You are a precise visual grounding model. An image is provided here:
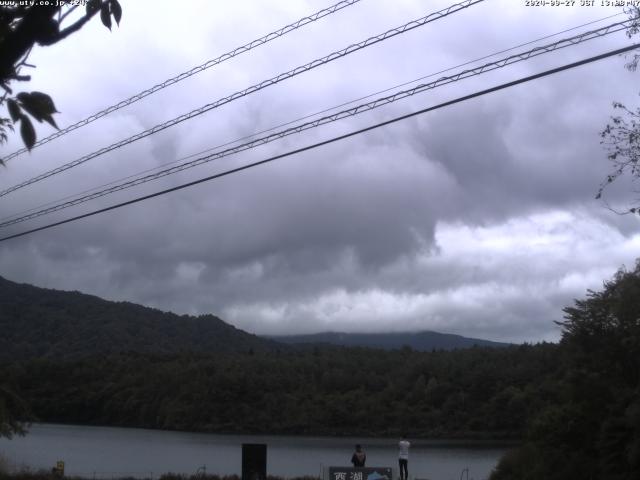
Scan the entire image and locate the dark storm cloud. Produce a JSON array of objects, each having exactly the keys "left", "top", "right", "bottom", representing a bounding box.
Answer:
[{"left": 1, "top": 0, "right": 639, "bottom": 342}]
